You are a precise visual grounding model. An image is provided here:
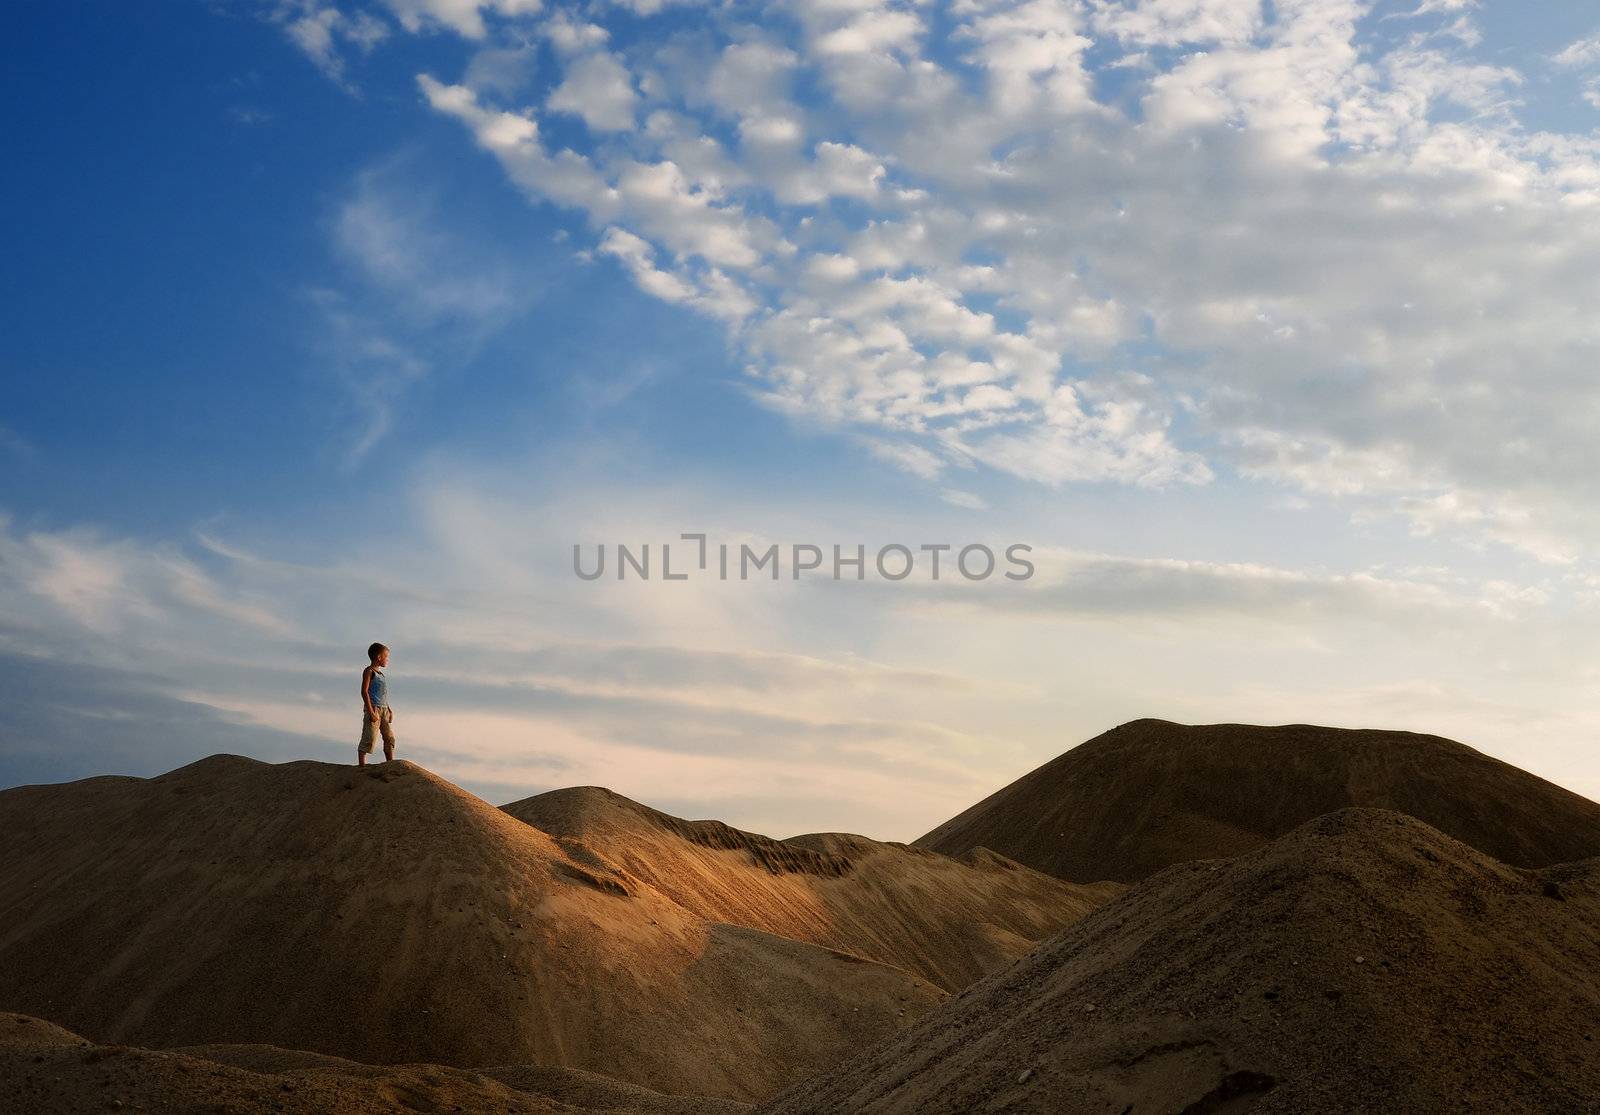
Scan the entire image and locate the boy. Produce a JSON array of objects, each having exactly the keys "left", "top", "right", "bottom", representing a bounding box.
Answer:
[{"left": 359, "top": 642, "right": 396, "bottom": 766}]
